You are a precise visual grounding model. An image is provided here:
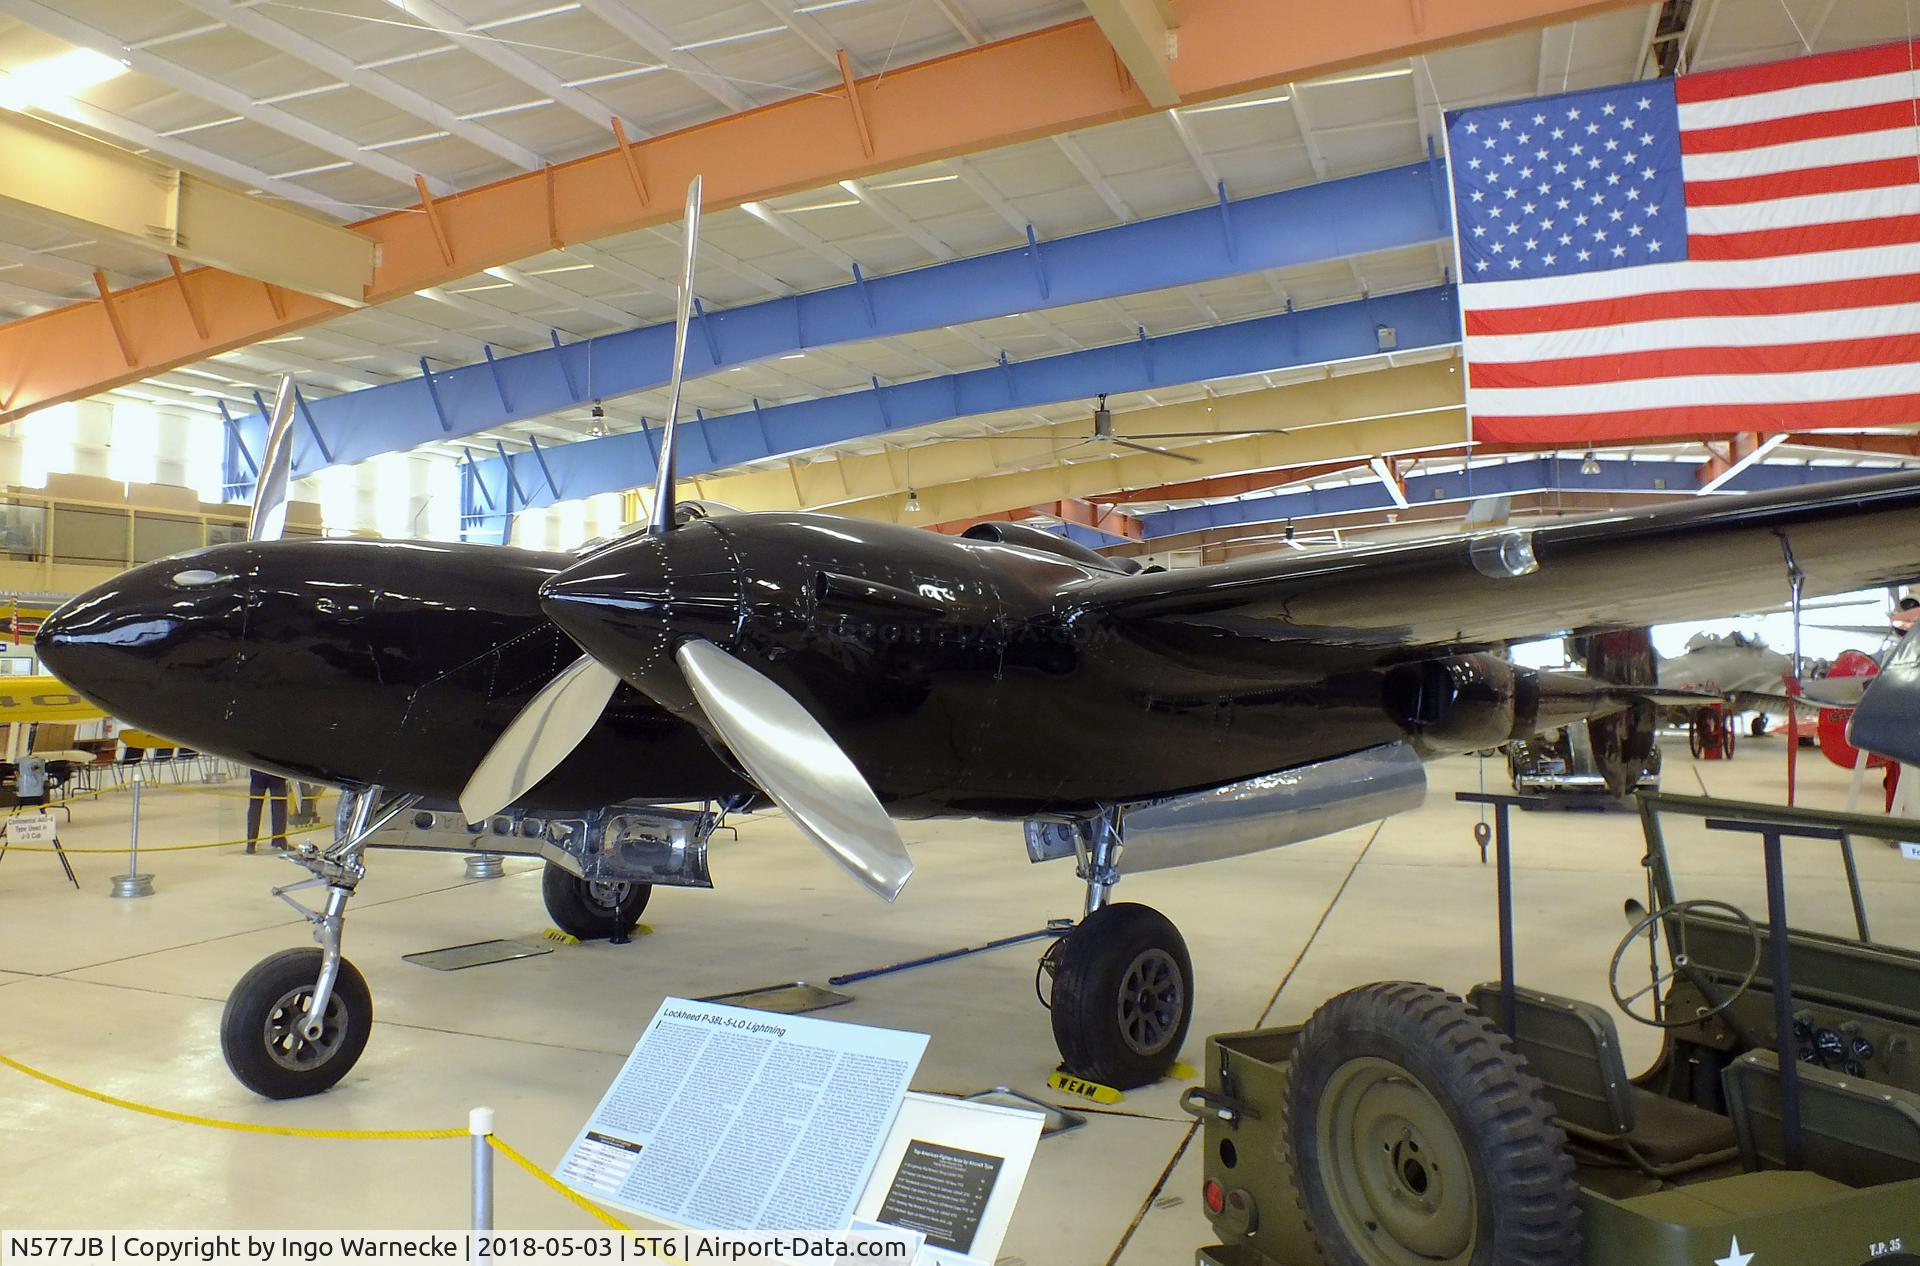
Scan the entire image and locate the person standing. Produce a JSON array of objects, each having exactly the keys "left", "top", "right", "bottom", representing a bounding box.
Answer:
[{"left": 246, "top": 767, "right": 289, "bottom": 853}]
